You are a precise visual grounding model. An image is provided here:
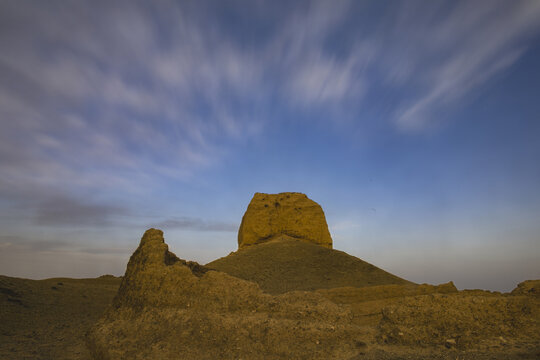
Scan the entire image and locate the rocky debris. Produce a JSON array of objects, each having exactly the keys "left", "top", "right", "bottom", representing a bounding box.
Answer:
[
  {"left": 316, "top": 281, "right": 457, "bottom": 304},
  {"left": 207, "top": 237, "right": 410, "bottom": 294},
  {"left": 444, "top": 338, "right": 457, "bottom": 348},
  {"left": 511, "top": 279, "right": 540, "bottom": 297},
  {"left": 88, "top": 229, "right": 366, "bottom": 360},
  {"left": 377, "top": 292, "right": 540, "bottom": 349},
  {"left": 238, "top": 192, "right": 332, "bottom": 249}
]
